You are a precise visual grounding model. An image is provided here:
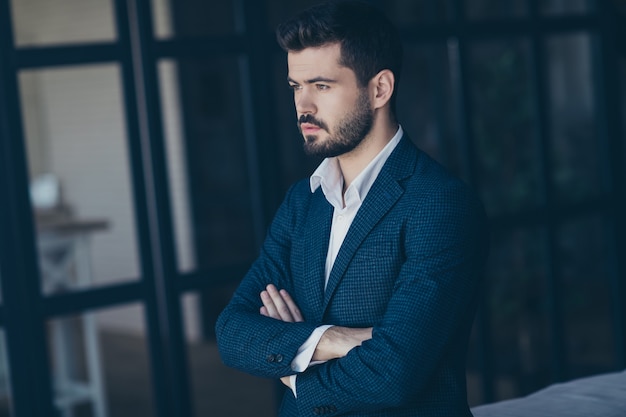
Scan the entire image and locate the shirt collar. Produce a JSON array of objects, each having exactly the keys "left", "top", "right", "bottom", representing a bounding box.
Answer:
[{"left": 310, "top": 125, "right": 404, "bottom": 208}]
